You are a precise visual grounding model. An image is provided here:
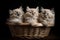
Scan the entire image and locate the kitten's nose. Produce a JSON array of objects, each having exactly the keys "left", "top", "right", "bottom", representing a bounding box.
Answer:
[{"left": 32, "top": 11, "right": 33, "bottom": 13}]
